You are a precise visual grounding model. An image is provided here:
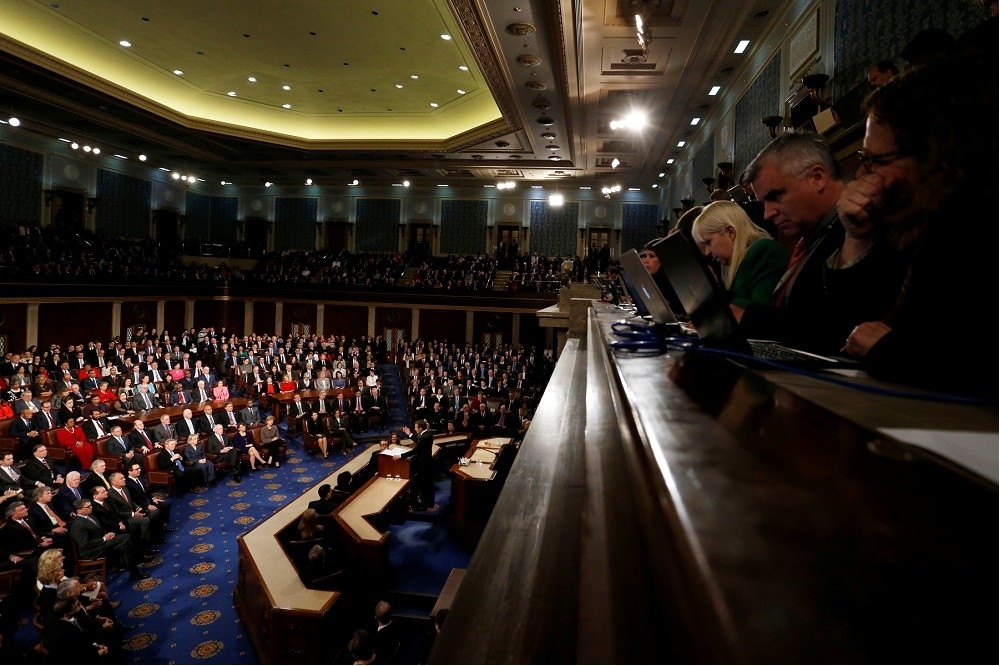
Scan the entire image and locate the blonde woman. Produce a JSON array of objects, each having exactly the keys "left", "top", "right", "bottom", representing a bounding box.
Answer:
[{"left": 691, "top": 201, "right": 788, "bottom": 311}]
